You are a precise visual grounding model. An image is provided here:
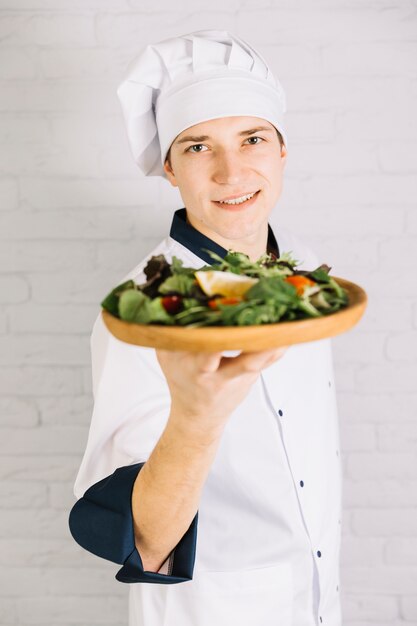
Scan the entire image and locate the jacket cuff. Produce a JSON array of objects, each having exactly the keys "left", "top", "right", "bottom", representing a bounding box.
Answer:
[
  {"left": 116, "top": 510, "right": 198, "bottom": 584},
  {"left": 69, "top": 462, "right": 198, "bottom": 584}
]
